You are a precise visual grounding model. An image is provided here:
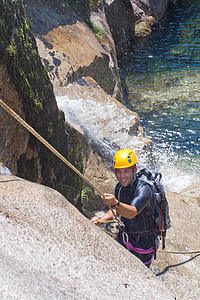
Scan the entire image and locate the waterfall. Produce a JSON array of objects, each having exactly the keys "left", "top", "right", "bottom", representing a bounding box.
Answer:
[{"left": 56, "top": 91, "right": 148, "bottom": 167}]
